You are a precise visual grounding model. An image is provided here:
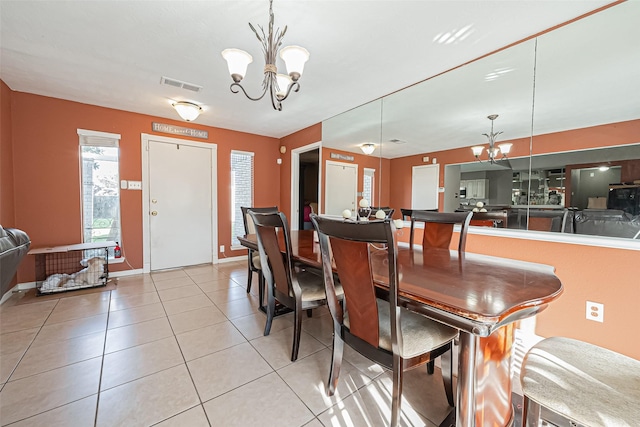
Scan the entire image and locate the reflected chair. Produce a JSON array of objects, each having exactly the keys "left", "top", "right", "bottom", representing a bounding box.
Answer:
[
  {"left": 410, "top": 210, "right": 473, "bottom": 252},
  {"left": 250, "top": 211, "right": 343, "bottom": 361},
  {"left": 370, "top": 206, "right": 395, "bottom": 219},
  {"left": 311, "top": 215, "right": 458, "bottom": 427},
  {"left": 470, "top": 211, "right": 508, "bottom": 228},
  {"left": 526, "top": 209, "right": 569, "bottom": 232},
  {"left": 241, "top": 206, "right": 278, "bottom": 305},
  {"left": 401, "top": 208, "right": 439, "bottom": 248}
]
